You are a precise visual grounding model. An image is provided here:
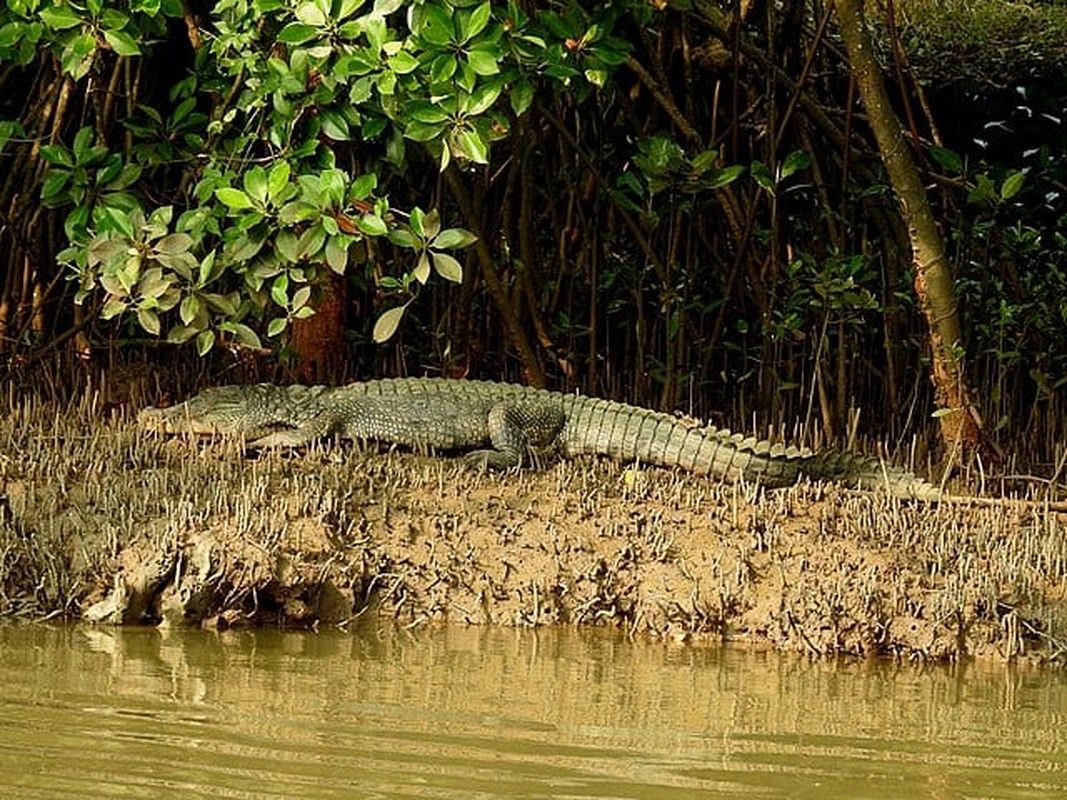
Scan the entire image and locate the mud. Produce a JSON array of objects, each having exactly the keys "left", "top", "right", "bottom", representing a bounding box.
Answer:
[{"left": 1, "top": 395, "right": 1065, "bottom": 663}]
